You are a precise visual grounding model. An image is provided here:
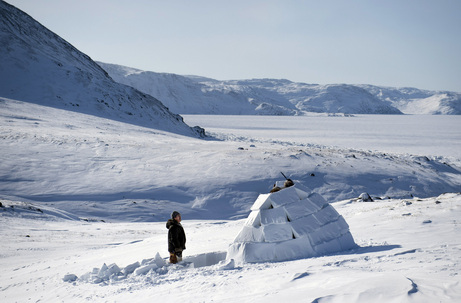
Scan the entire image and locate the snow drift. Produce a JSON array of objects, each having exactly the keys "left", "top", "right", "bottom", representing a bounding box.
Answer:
[
  {"left": 227, "top": 183, "right": 356, "bottom": 263},
  {"left": 0, "top": 1, "right": 202, "bottom": 136}
]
